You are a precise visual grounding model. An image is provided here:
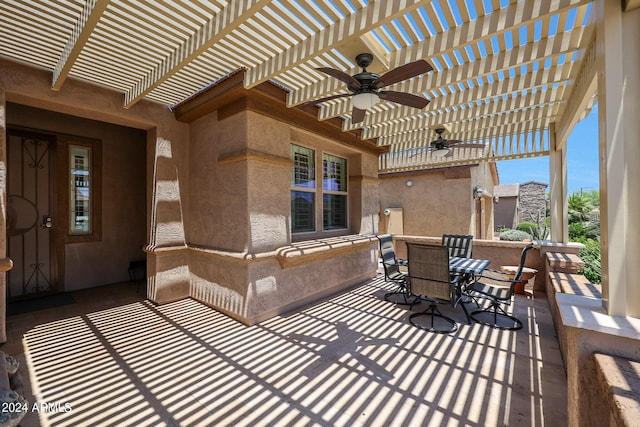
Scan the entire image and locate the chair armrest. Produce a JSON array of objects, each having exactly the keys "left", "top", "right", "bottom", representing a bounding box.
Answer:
[{"left": 479, "top": 269, "right": 520, "bottom": 286}]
